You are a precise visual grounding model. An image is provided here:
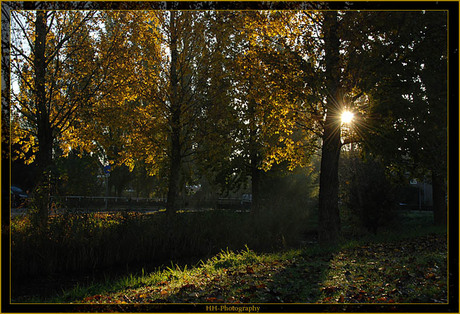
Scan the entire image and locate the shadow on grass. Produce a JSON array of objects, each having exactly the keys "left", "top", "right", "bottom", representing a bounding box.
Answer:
[
  {"left": 10, "top": 229, "right": 452, "bottom": 314},
  {"left": 262, "top": 248, "right": 332, "bottom": 303},
  {"left": 10, "top": 209, "right": 450, "bottom": 310}
]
